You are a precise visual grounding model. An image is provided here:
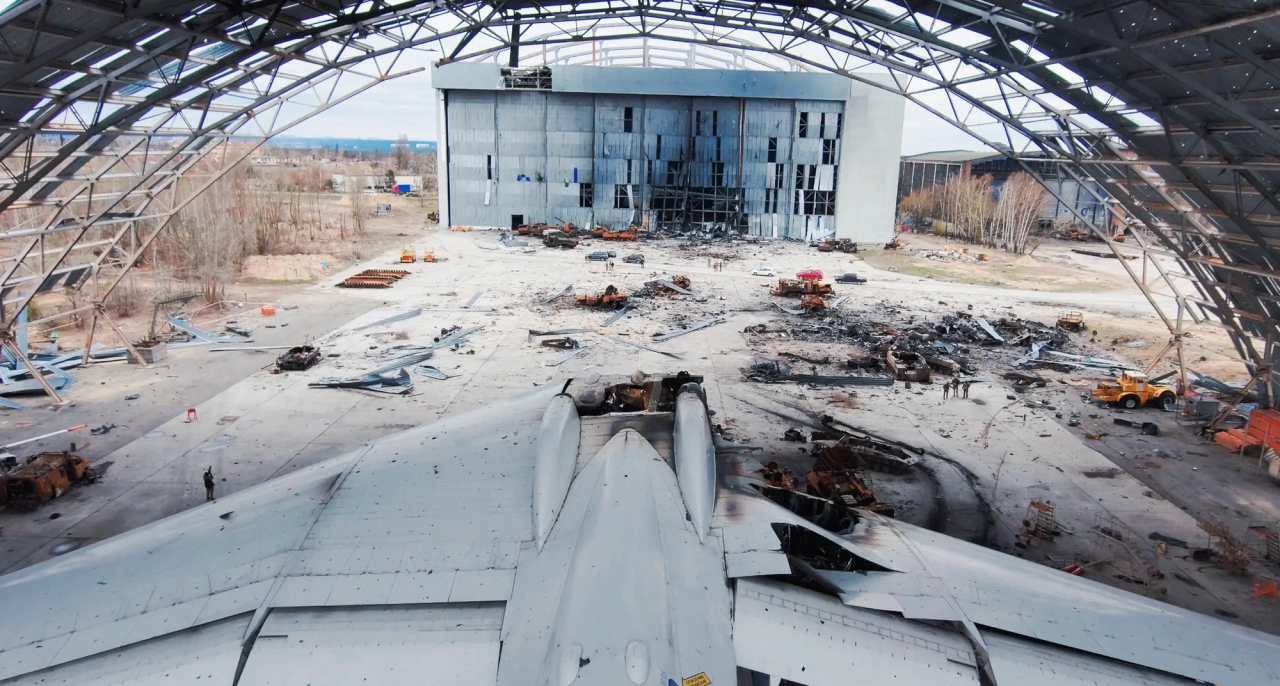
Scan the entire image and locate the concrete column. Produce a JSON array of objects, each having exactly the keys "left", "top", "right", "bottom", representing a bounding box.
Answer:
[{"left": 834, "top": 74, "right": 905, "bottom": 243}]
